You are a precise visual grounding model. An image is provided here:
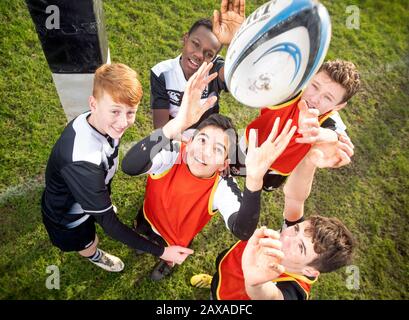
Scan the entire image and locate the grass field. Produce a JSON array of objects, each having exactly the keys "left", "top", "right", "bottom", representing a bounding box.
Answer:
[{"left": 0, "top": 0, "right": 408, "bottom": 300}]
